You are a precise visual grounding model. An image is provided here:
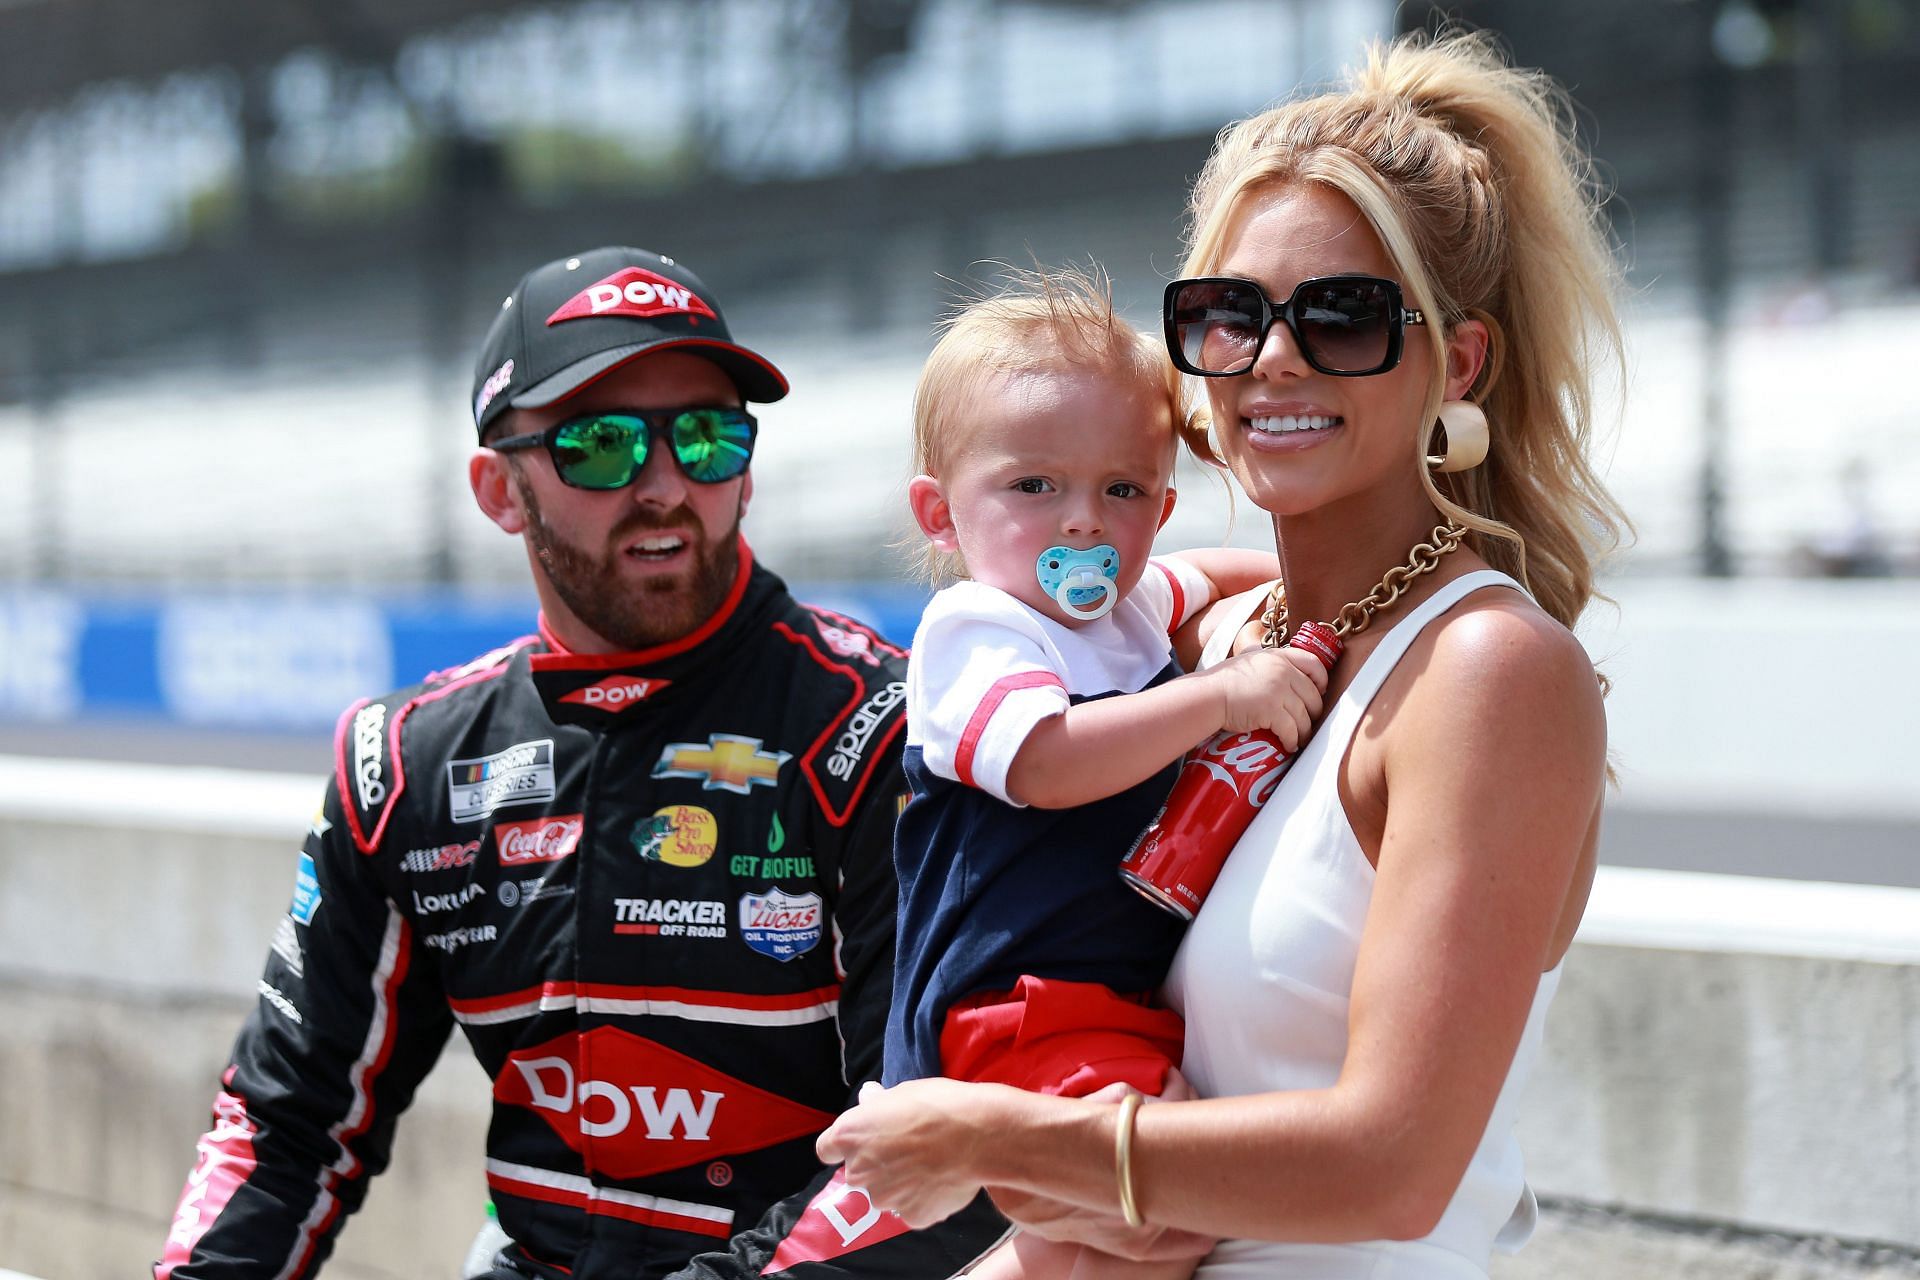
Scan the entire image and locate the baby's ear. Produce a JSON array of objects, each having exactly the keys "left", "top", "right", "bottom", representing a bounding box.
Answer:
[
  {"left": 907, "top": 475, "right": 959, "bottom": 553},
  {"left": 1158, "top": 486, "right": 1178, "bottom": 531}
]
